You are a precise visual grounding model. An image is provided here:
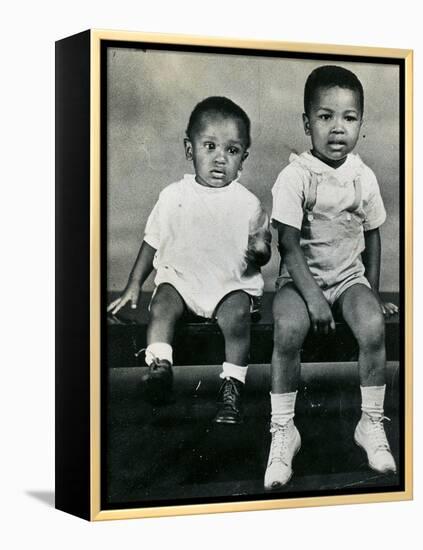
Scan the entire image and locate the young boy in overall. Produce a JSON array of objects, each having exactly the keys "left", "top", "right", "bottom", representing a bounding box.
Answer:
[{"left": 265, "top": 66, "right": 398, "bottom": 489}]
